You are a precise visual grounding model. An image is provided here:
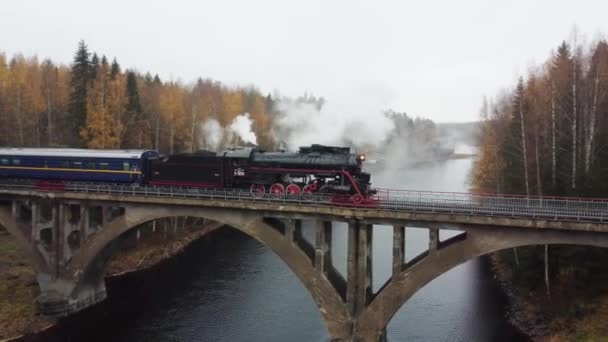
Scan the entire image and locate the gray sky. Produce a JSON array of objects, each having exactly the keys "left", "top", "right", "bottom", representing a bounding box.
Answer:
[{"left": 2, "top": 0, "right": 608, "bottom": 122}]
